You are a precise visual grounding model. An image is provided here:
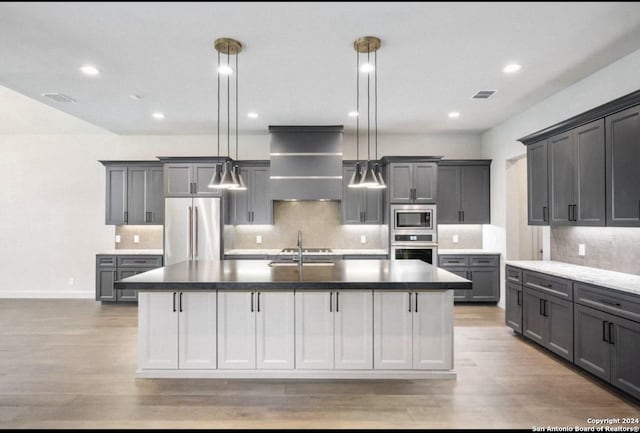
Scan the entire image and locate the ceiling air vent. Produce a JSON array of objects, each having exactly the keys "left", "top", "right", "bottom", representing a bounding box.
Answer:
[
  {"left": 41, "top": 93, "right": 76, "bottom": 103},
  {"left": 471, "top": 90, "right": 496, "bottom": 99}
]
